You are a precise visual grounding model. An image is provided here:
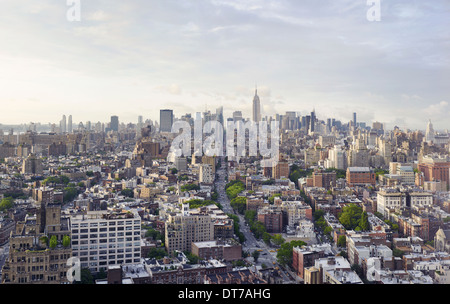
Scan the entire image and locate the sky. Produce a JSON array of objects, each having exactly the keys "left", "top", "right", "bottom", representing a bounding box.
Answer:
[{"left": 0, "top": 0, "right": 449, "bottom": 131}]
